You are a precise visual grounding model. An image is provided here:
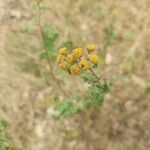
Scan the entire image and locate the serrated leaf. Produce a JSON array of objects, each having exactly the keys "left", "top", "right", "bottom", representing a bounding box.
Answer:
[
  {"left": 53, "top": 101, "right": 77, "bottom": 119},
  {"left": 42, "top": 25, "right": 59, "bottom": 55}
]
